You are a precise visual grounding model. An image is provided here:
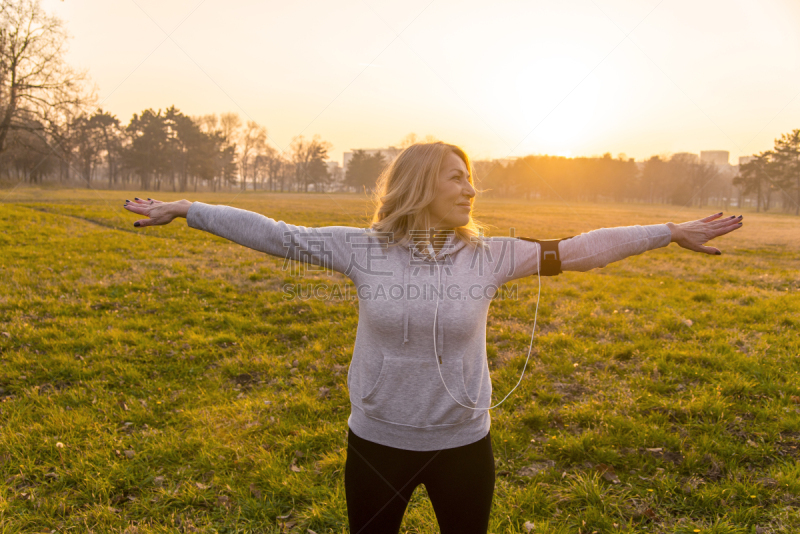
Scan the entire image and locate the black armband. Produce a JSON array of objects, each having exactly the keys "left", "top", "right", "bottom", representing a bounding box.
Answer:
[{"left": 518, "top": 236, "right": 574, "bottom": 276}]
